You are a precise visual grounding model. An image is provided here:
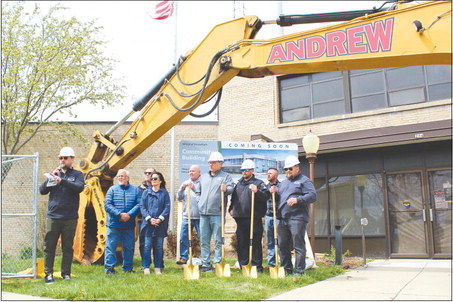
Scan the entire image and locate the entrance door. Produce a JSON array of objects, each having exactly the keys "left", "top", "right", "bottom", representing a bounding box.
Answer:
[
  {"left": 427, "top": 169, "right": 452, "bottom": 257},
  {"left": 387, "top": 172, "right": 428, "bottom": 257},
  {"left": 387, "top": 170, "right": 452, "bottom": 258}
]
